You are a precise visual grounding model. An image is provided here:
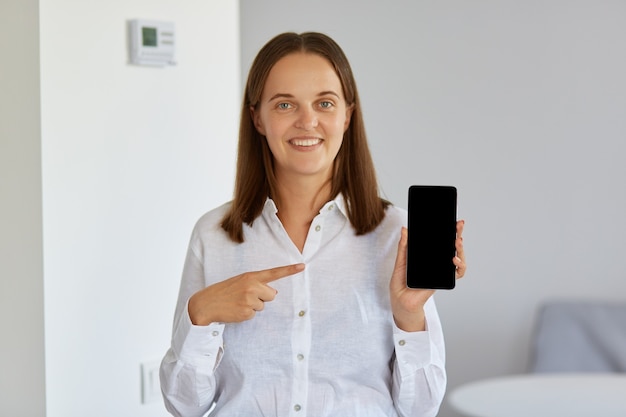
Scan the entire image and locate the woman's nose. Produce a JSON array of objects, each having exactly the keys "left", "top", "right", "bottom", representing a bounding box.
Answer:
[{"left": 295, "top": 107, "right": 318, "bottom": 130}]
